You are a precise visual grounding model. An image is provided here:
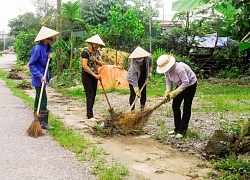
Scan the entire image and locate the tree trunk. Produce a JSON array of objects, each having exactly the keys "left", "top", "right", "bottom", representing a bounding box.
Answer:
[
  {"left": 56, "top": 0, "right": 63, "bottom": 74},
  {"left": 69, "top": 23, "right": 73, "bottom": 71}
]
